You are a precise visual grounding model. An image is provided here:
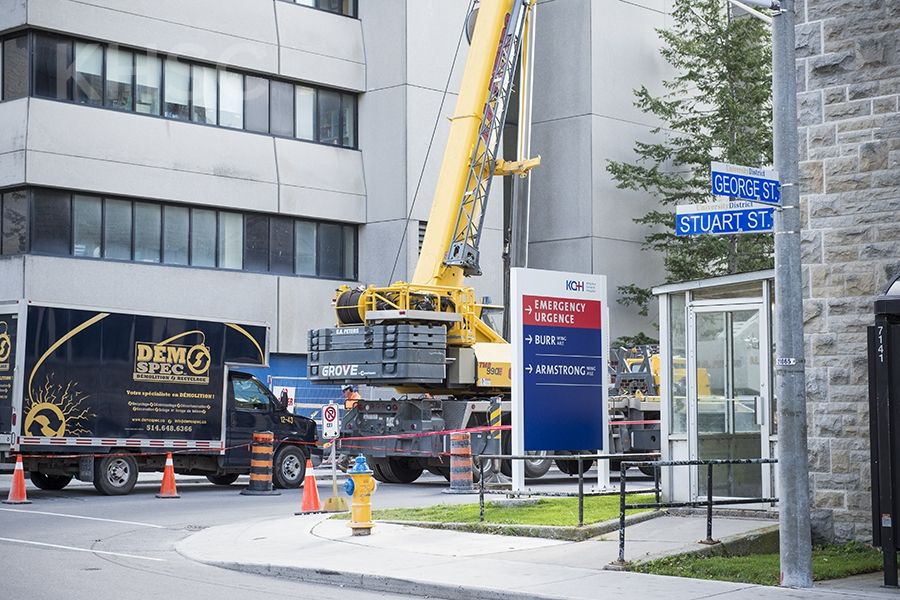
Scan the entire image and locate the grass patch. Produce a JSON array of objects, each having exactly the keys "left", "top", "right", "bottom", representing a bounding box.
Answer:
[
  {"left": 633, "top": 541, "right": 884, "bottom": 585},
  {"left": 335, "top": 494, "right": 654, "bottom": 527}
]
